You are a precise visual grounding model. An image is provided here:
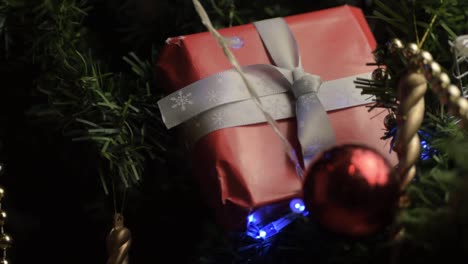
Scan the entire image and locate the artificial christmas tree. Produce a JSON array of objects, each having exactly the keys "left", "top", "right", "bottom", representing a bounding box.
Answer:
[{"left": 1, "top": 0, "right": 468, "bottom": 263}]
